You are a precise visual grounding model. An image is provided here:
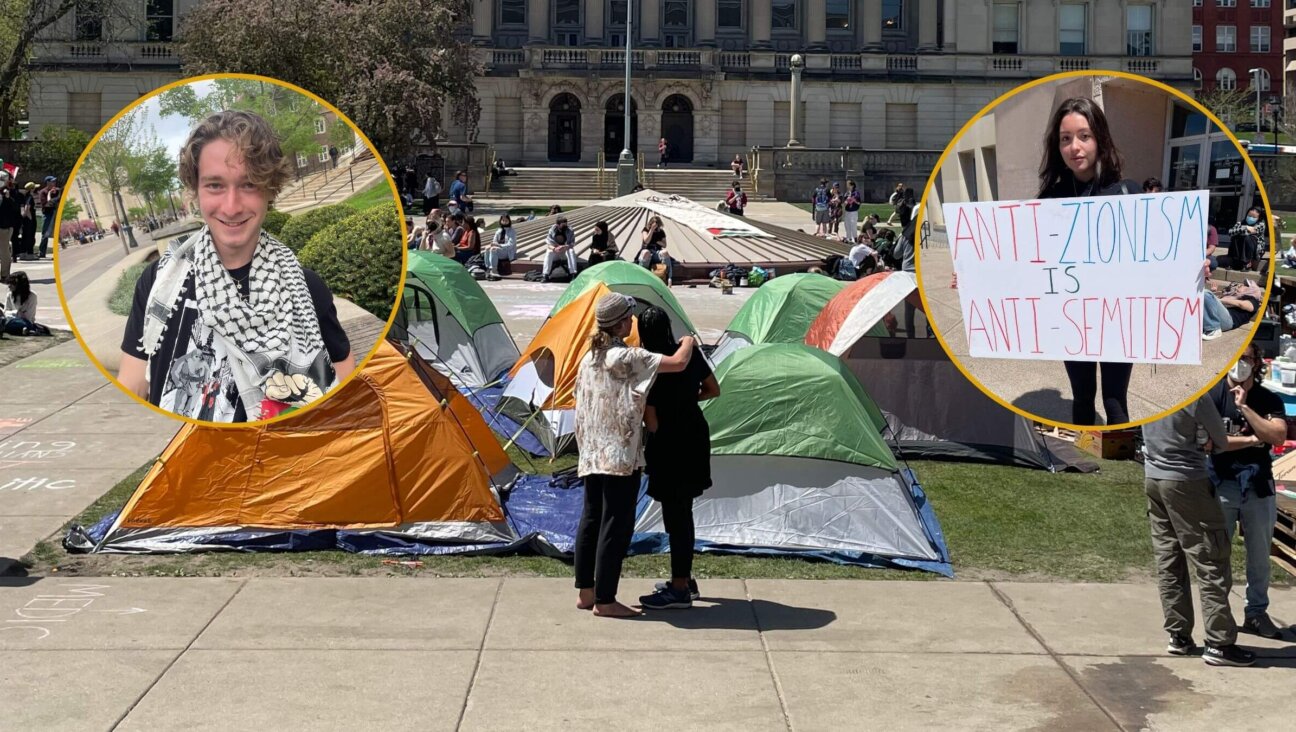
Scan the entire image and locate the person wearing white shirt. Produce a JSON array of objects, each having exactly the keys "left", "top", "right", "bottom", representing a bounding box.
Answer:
[{"left": 483, "top": 214, "right": 517, "bottom": 281}]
